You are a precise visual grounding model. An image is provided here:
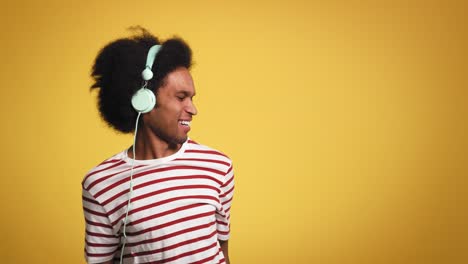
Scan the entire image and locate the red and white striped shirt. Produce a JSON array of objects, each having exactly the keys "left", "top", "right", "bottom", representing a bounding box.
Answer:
[{"left": 82, "top": 139, "right": 234, "bottom": 263}]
